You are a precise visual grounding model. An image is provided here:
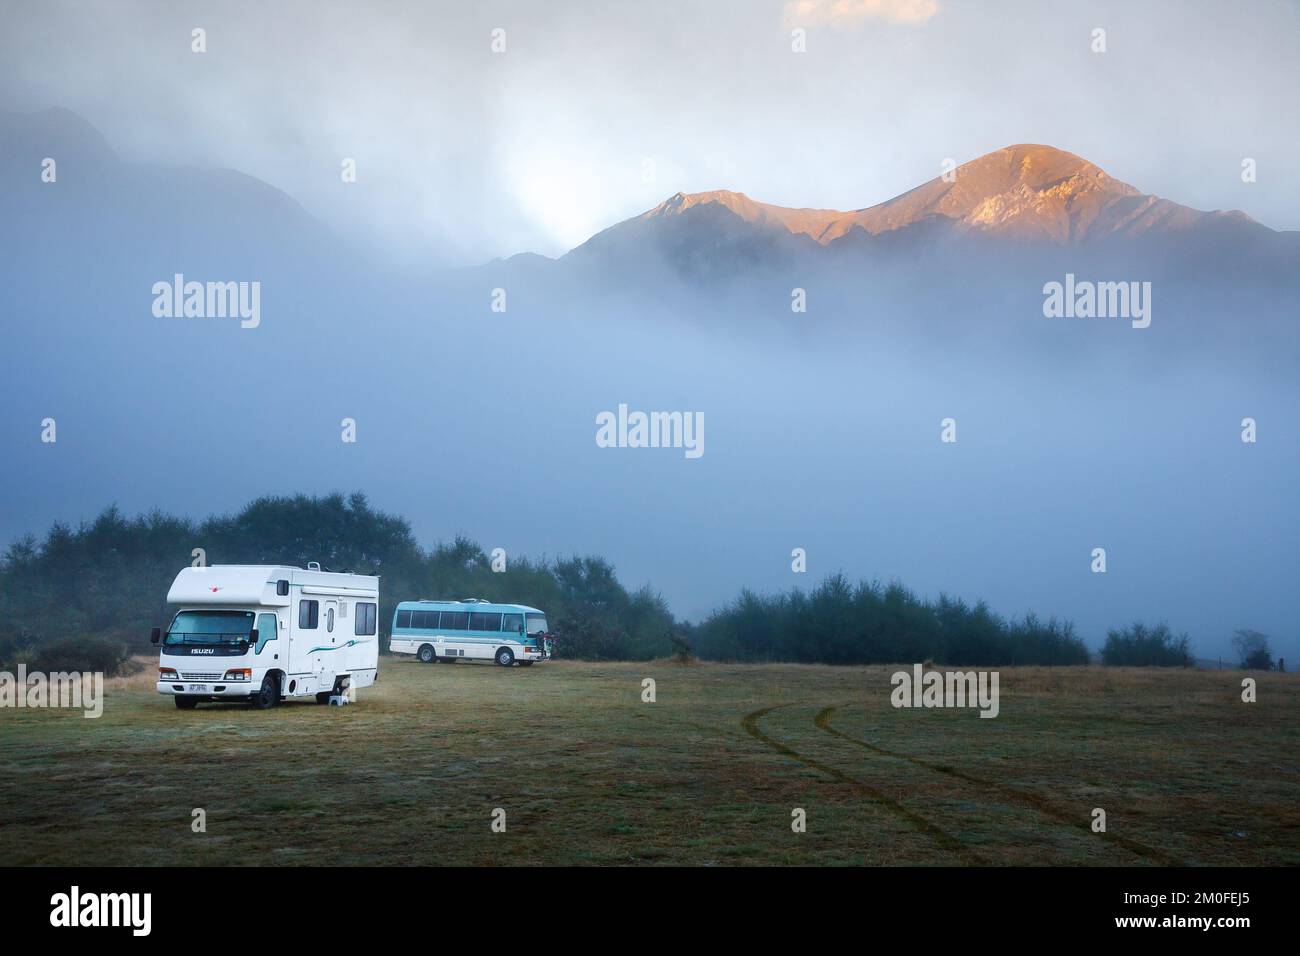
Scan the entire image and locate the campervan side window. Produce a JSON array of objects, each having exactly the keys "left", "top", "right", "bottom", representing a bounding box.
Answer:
[
  {"left": 469, "top": 611, "right": 502, "bottom": 632},
  {"left": 299, "top": 600, "right": 319, "bottom": 629},
  {"left": 412, "top": 610, "right": 437, "bottom": 629},
  {"left": 355, "top": 602, "right": 377, "bottom": 636},
  {"left": 502, "top": 613, "right": 524, "bottom": 634},
  {"left": 396, "top": 609, "right": 412, "bottom": 628},
  {"left": 441, "top": 611, "right": 469, "bottom": 630}
]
